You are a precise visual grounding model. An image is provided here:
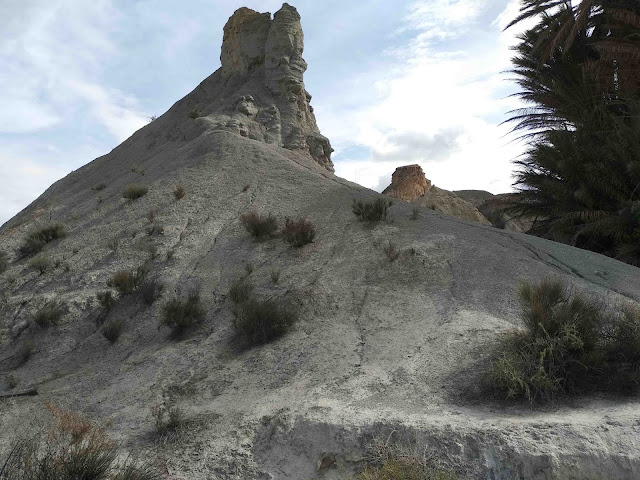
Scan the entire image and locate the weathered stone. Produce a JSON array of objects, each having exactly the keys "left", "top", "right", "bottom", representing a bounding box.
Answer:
[
  {"left": 213, "top": 3, "right": 333, "bottom": 170},
  {"left": 382, "top": 165, "right": 431, "bottom": 202}
]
